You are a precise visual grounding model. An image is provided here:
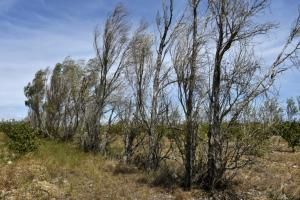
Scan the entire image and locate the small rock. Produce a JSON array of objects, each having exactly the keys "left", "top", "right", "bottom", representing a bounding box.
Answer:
[{"left": 7, "top": 161, "right": 12, "bottom": 165}]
